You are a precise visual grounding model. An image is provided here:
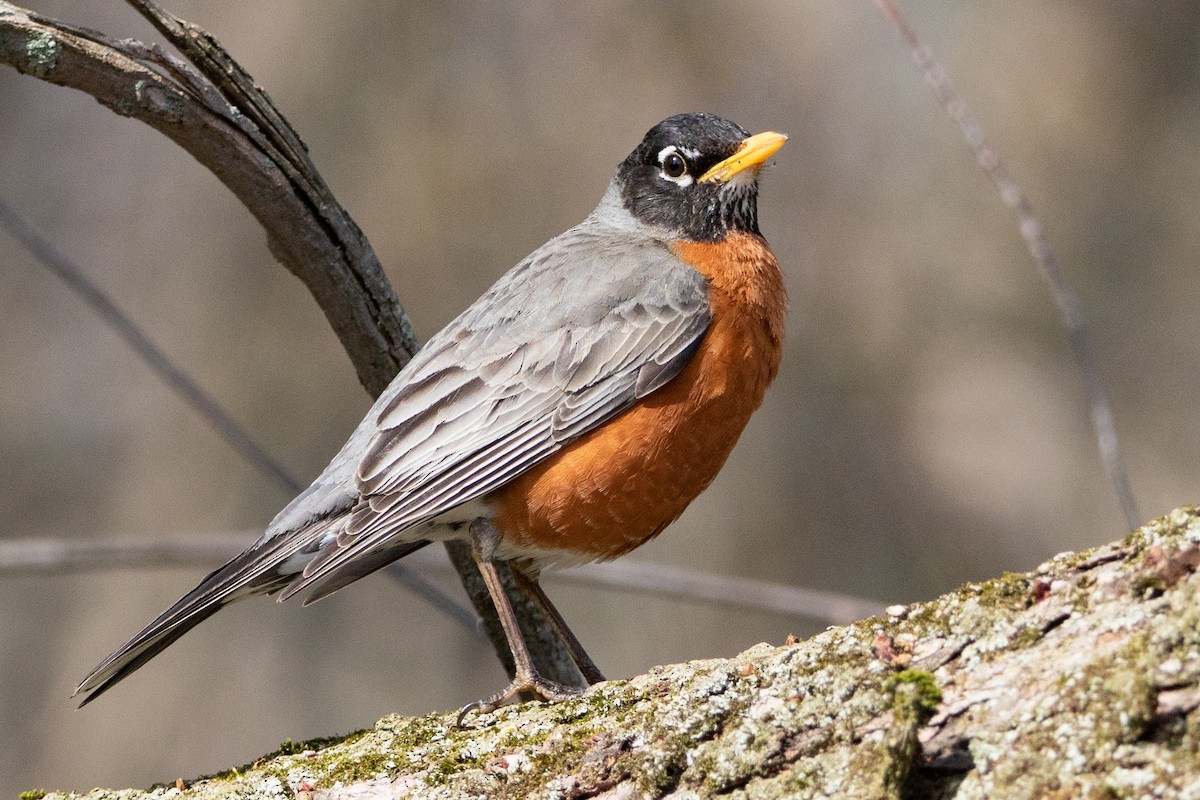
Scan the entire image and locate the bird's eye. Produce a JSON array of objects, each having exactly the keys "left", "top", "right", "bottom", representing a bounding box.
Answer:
[{"left": 662, "top": 152, "right": 688, "bottom": 179}]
